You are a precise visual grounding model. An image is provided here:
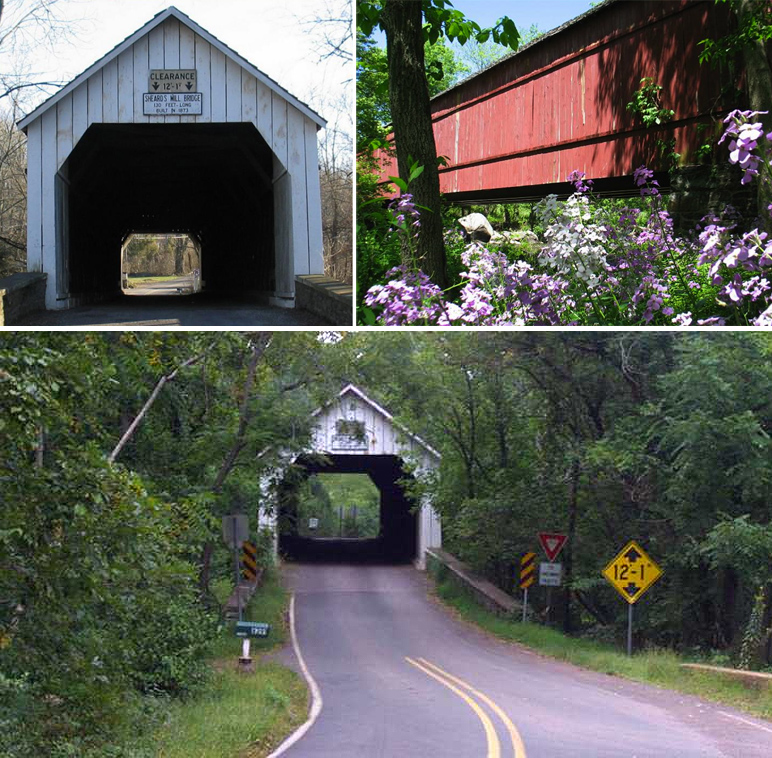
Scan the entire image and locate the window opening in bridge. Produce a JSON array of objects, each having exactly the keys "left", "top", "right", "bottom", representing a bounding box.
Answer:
[
  {"left": 297, "top": 473, "right": 380, "bottom": 540},
  {"left": 121, "top": 233, "right": 202, "bottom": 296}
]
